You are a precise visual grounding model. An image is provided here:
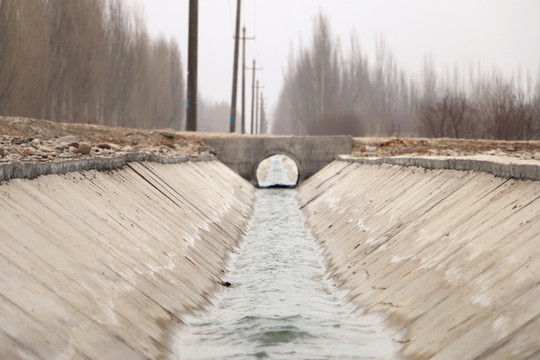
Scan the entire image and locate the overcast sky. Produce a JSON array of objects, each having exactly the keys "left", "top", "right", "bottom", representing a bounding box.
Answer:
[{"left": 132, "top": 0, "right": 540, "bottom": 116}]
